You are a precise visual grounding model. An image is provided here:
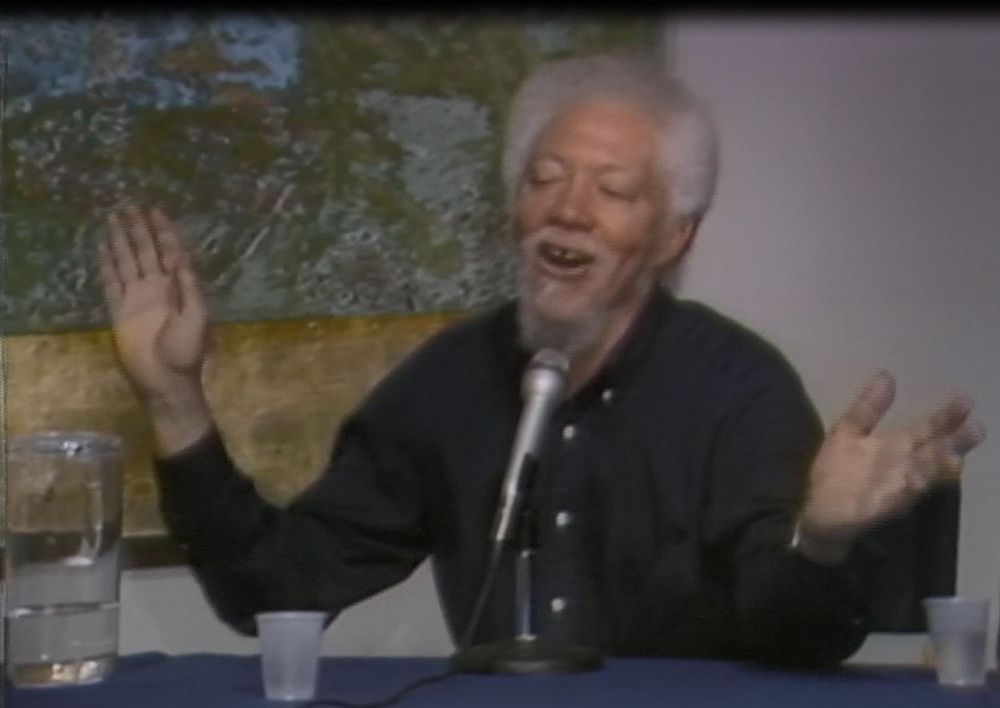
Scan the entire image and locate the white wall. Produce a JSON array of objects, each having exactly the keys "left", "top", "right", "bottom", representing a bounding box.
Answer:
[
  {"left": 119, "top": 19, "right": 1000, "bottom": 664},
  {"left": 671, "top": 18, "right": 1000, "bottom": 664},
  {"left": 119, "top": 561, "right": 452, "bottom": 657}
]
